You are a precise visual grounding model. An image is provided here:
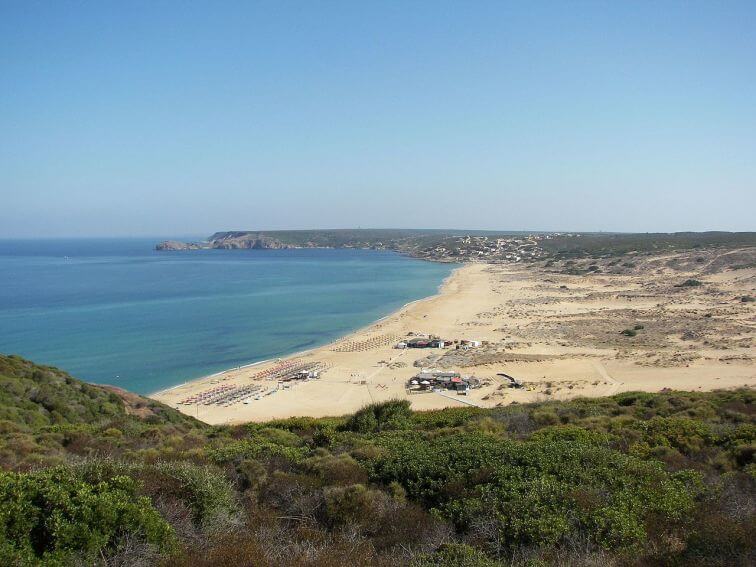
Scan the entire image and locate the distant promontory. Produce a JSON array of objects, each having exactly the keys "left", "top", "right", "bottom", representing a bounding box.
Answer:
[
  {"left": 156, "top": 229, "right": 756, "bottom": 264},
  {"left": 156, "top": 232, "right": 294, "bottom": 251}
]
